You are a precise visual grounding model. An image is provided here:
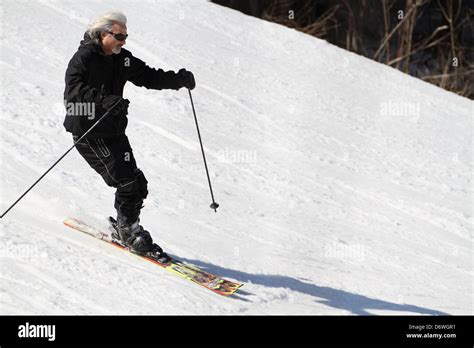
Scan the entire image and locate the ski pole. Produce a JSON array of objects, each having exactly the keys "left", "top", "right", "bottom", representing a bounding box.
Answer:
[
  {"left": 0, "top": 98, "right": 123, "bottom": 219},
  {"left": 188, "top": 89, "right": 219, "bottom": 213}
]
